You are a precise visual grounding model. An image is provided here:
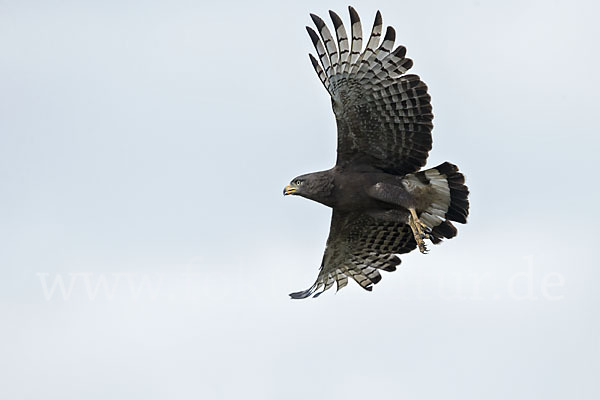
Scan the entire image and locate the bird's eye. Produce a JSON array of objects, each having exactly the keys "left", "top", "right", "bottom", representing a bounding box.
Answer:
[{"left": 295, "top": 180, "right": 302, "bottom": 185}]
